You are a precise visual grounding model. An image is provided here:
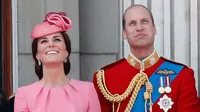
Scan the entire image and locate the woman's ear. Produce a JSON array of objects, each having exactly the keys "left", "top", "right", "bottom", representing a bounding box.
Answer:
[
  {"left": 36, "top": 54, "right": 39, "bottom": 60},
  {"left": 66, "top": 53, "right": 68, "bottom": 58},
  {"left": 65, "top": 50, "right": 69, "bottom": 57}
]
